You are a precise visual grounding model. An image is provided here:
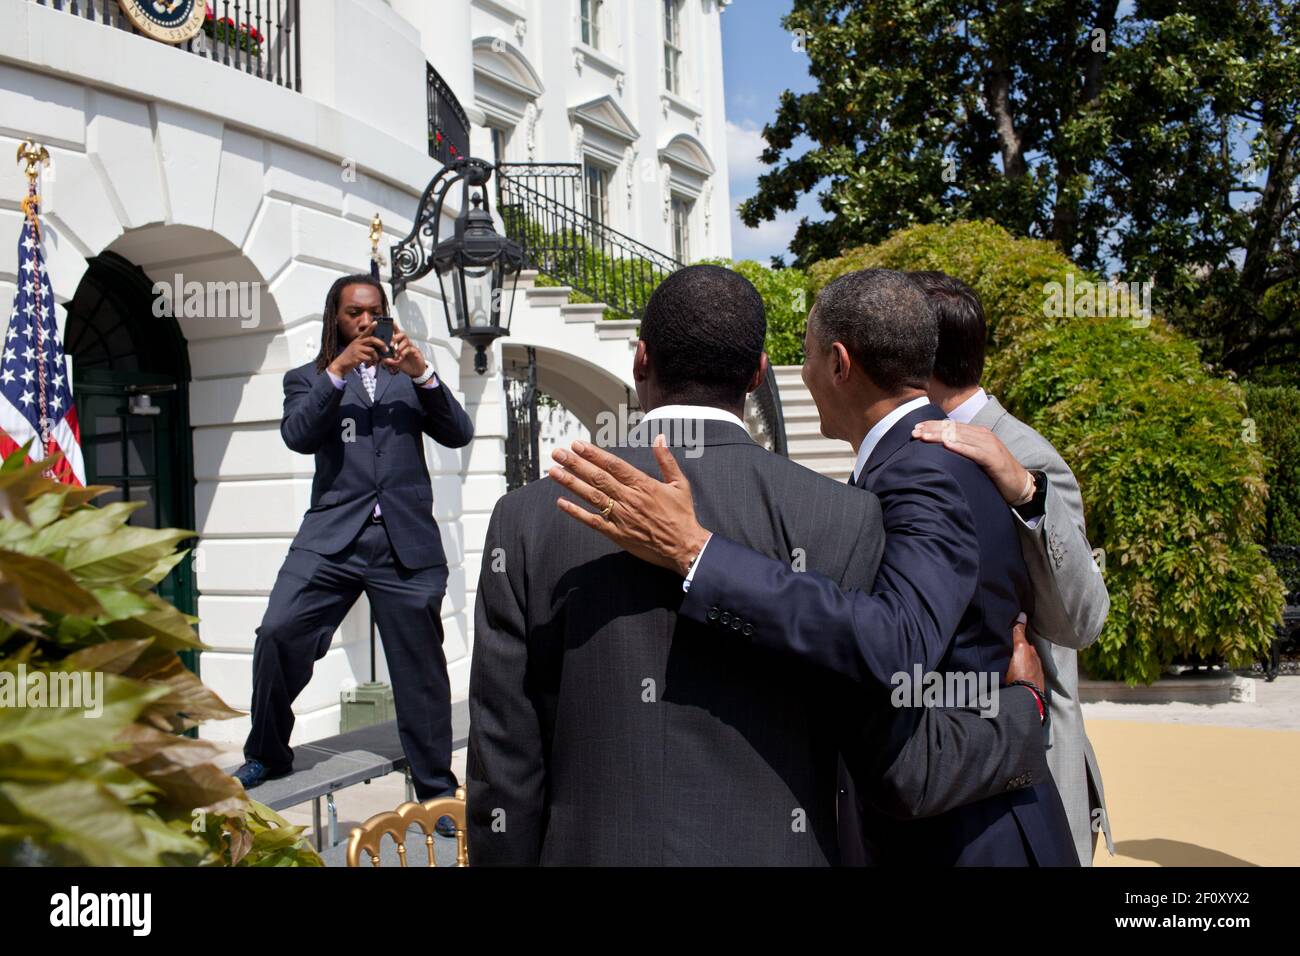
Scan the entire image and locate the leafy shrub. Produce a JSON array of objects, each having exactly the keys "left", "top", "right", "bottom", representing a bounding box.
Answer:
[
  {"left": 810, "top": 220, "right": 1284, "bottom": 683},
  {"left": 1244, "top": 384, "right": 1300, "bottom": 547},
  {"left": 0, "top": 451, "right": 320, "bottom": 866}
]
